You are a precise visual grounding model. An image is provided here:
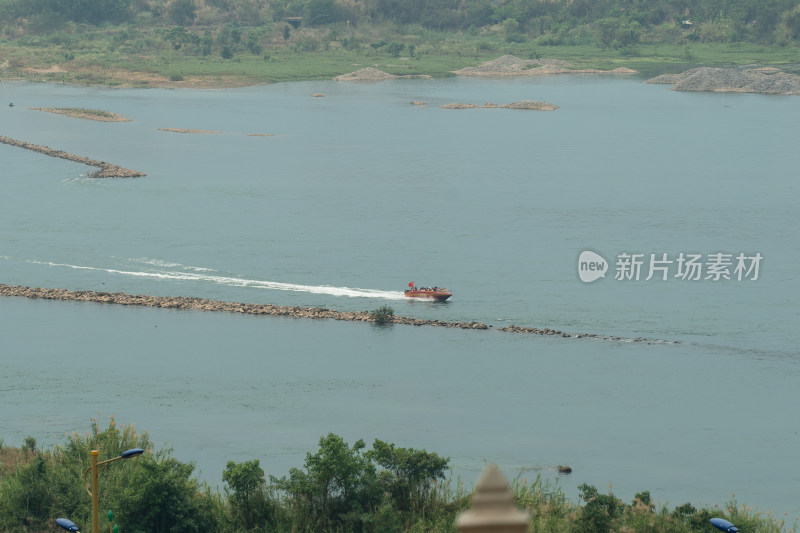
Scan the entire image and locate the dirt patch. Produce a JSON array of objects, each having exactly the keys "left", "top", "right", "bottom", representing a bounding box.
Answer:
[{"left": 25, "top": 64, "right": 66, "bottom": 74}]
